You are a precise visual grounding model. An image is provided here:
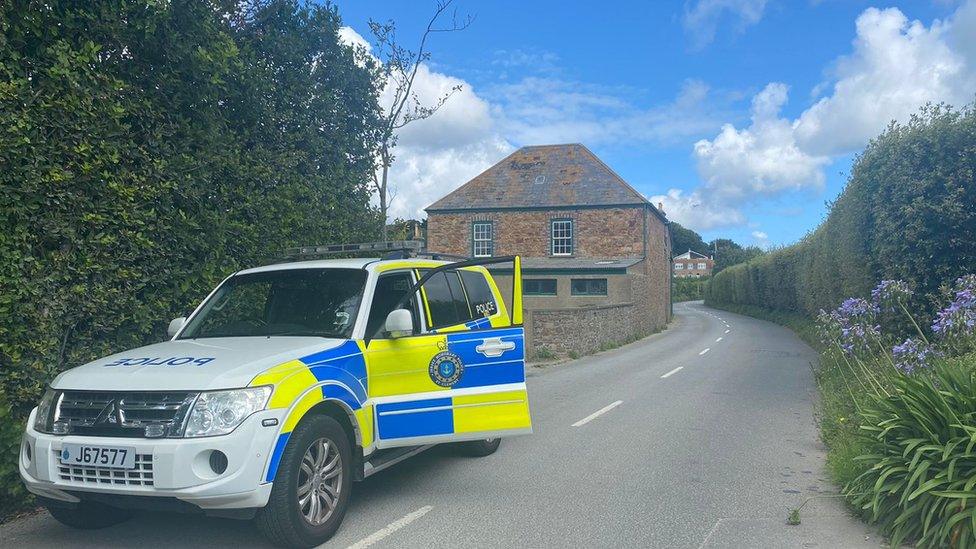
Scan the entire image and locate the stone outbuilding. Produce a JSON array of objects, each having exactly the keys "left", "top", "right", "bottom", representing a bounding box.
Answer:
[{"left": 425, "top": 143, "right": 672, "bottom": 357}]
